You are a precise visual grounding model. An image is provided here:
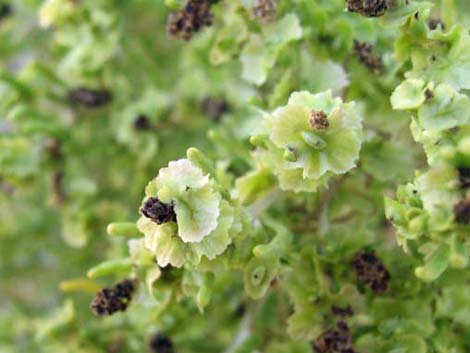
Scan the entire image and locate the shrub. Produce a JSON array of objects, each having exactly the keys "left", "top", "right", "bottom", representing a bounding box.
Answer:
[{"left": 2, "top": 0, "right": 470, "bottom": 352}]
